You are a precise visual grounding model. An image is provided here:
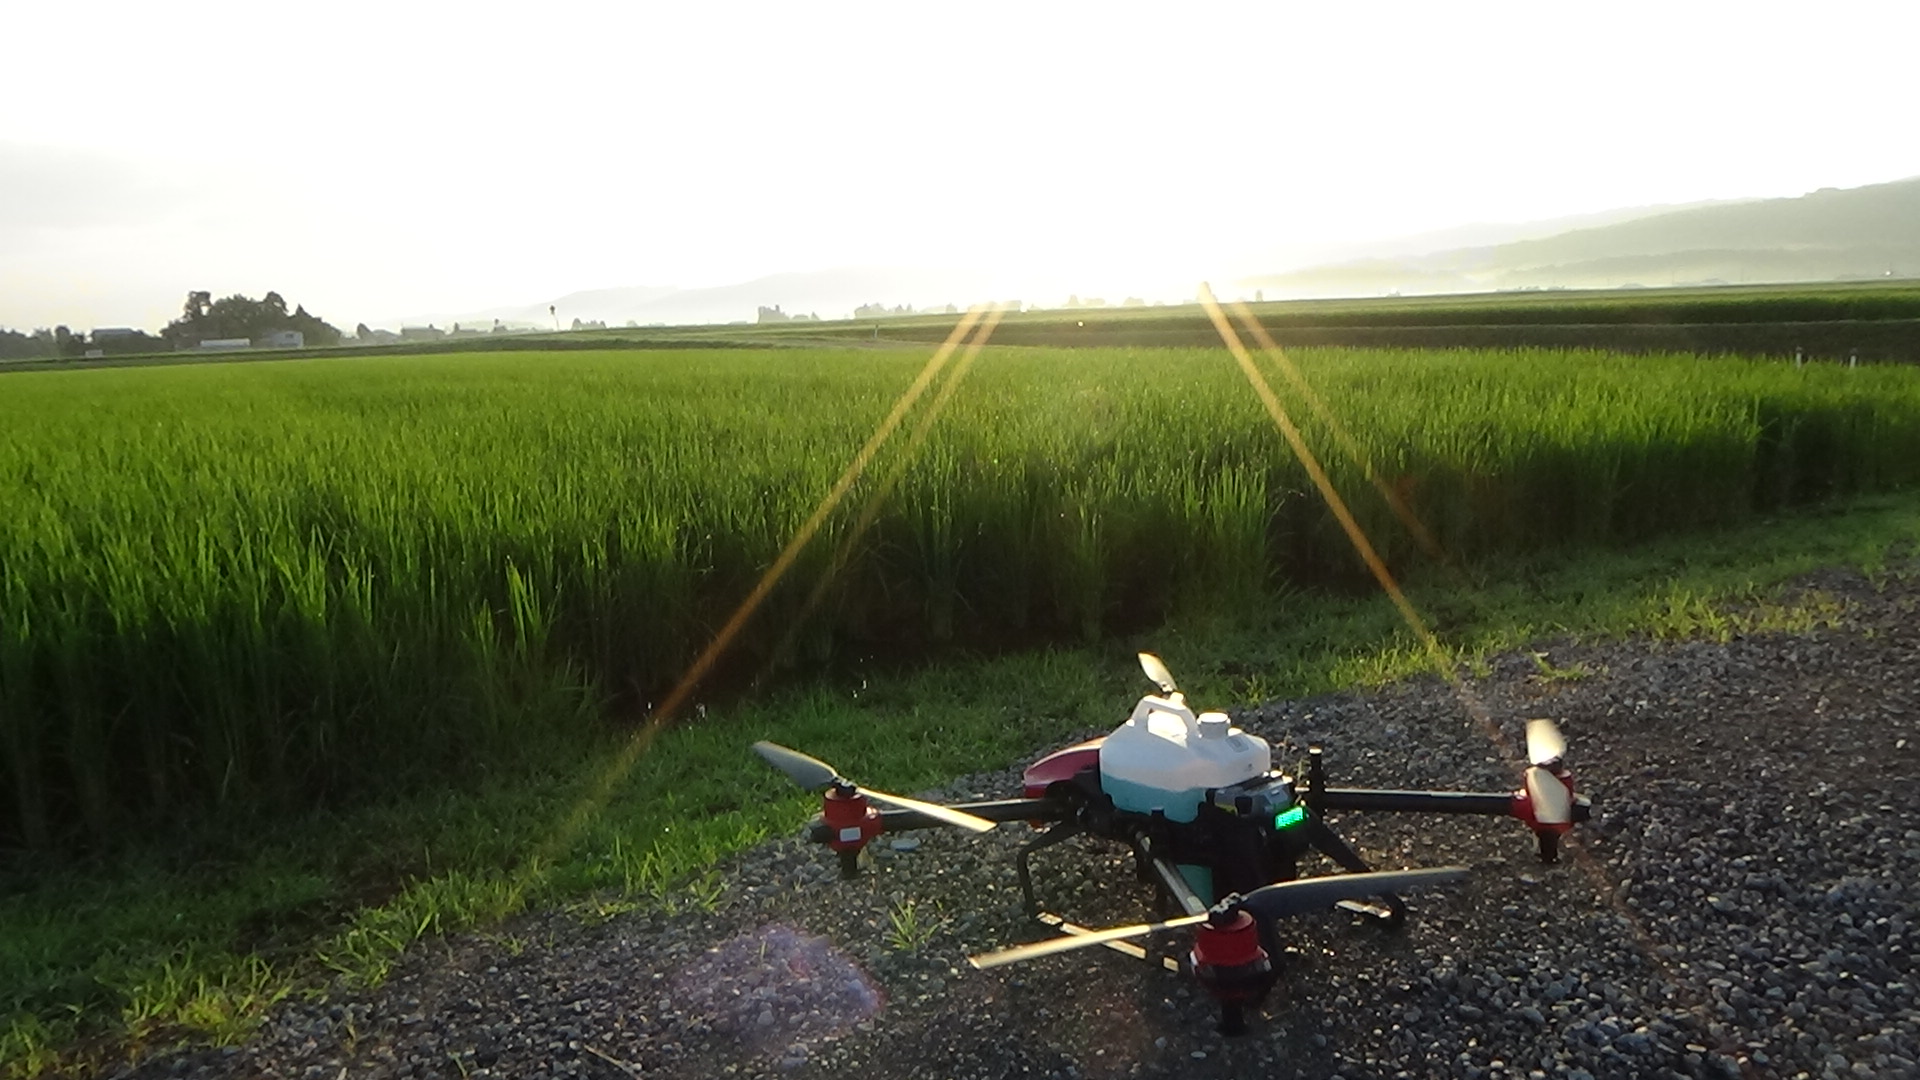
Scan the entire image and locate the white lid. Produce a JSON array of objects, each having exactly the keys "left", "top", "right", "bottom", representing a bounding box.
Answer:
[{"left": 1197, "top": 712, "right": 1231, "bottom": 739}]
